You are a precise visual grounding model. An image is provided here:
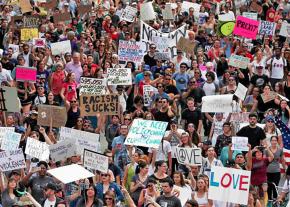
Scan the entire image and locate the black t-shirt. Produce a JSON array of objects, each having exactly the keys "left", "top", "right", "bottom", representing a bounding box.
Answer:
[
  {"left": 250, "top": 74, "right": 269, "bottom": 89},
  {"left": 1, "top": 60, "right": 14, "bottom": 71},
  {"left": 156, "top": 195, "right": 182, "bottom": 207},
  {"left": 109, "top": 163, "right": 121, "bottom": 178},
  {"left": 236, "top": 125, "right": 266, "bottom": 149},
  {"left": 187, "top": 88, "right": 206, "bottom": 104},
  {"left": 154, "top": 110, "right": 173, "bottom": 129},
  {"left": 164, "top": 84, "right": 179, "bottom": 95},
  {"left": 181, "top": 108, "right": 202, "bottom": 129},
  {"left": 144, "top": 53, "right": 157, "bottom": 68}
]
